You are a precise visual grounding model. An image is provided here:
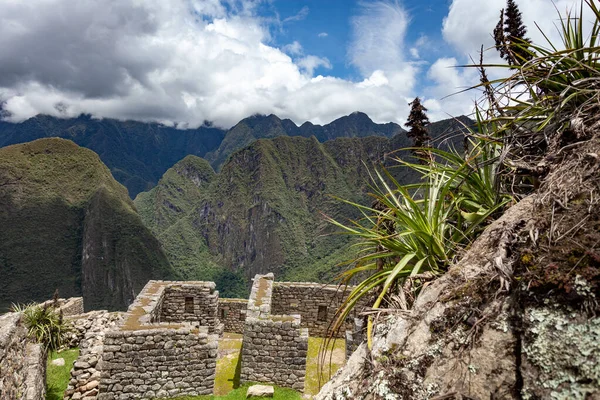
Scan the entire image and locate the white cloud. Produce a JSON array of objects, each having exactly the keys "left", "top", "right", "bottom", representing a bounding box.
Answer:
[
  {"left": 0, "top": 0, "right": 424, "bottom": 128},
  {"left": 282, "top": 41, "right": 303, "bottom": 56},
  {"left": 423, "top": 57, "right": 479, "bottom": 120},
  {"left": 318, "top": 32, "right": 328, "bottom": 38},
  {"left": 283, "top": 6, "right": 309, "bottom": 23},
  {"left": 349, "top": 1, "right": 412, "bottom": 76},
  {"left": 297, "top": 56, "right": 332, "bottom": 76}
]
